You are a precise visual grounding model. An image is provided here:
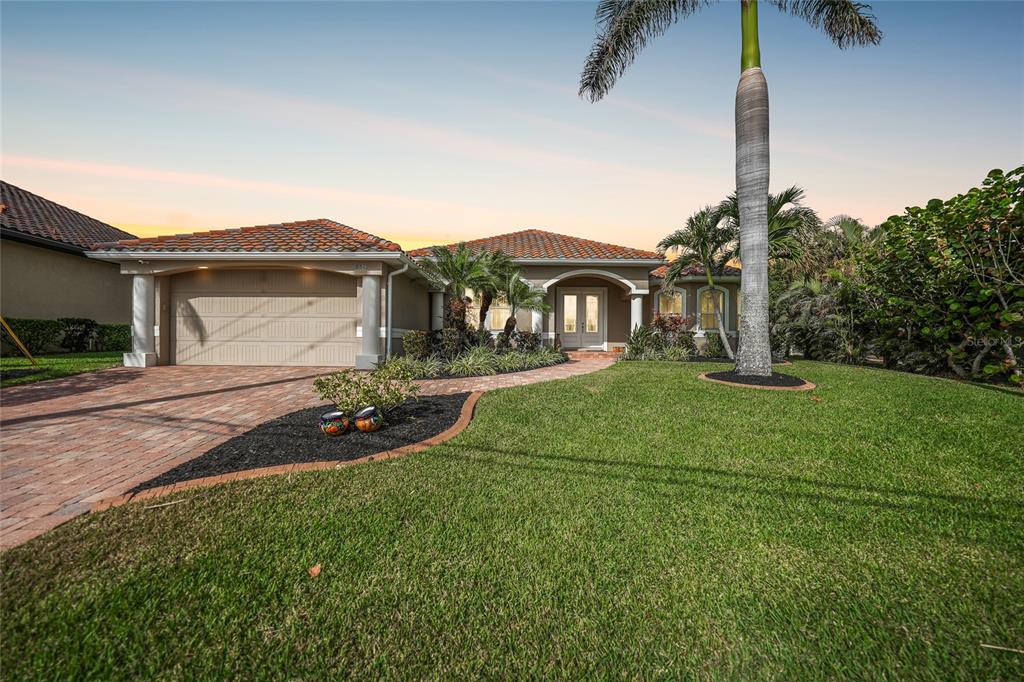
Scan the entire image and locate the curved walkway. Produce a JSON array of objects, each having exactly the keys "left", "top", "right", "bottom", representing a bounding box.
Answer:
[{"left": 0, "top": 357, "right": 614, "bottom": 549}]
